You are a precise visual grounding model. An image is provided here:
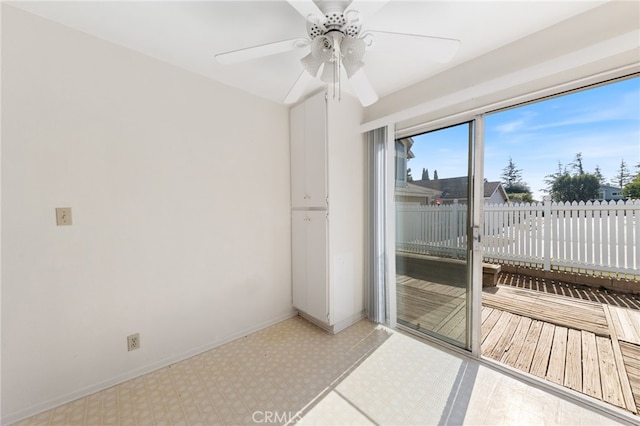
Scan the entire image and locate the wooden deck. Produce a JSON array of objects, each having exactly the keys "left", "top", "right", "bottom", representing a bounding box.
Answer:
[{"left": 397, "top": 275, "right": 640, "bottom": 416}]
